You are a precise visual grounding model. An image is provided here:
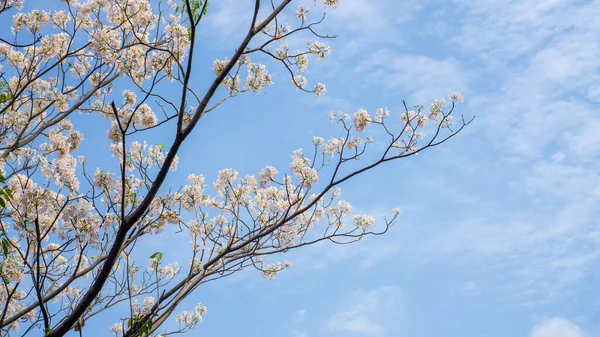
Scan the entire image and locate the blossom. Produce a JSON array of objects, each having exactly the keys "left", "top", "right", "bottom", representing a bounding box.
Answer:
[
  {"left": 428, "top": 98, "right": 446, "bottom": 121},
  {"left": 170, "top": 155, "right": 179, "bottom": 171},
  {"left": 175, "top": 303, "right": 207, "bottom": 328},
  {"left": 324, "top": 137, "right": 345, "bottom": 156},
  {"left": 88, "top": 28, "right": 121, "bottom": 56},
  {"left": 307, "top": 40, "right": 331, "bottom": 60},
  {"left": 190, "top": 258, "right": 205, "bottom": 274},
  {"left": 213, "top": 58, "right": 230, "bottom": 75},
  {"left": 322, "top": 0, "right": 341, "bottom": 8},
  {"left": 245, "top": 63, "right": 273, "bottom": 93},
  {"left": 448, "top": 92, "right": 464, "bottom": 103},
  {"left": 315, "top": 83, "right": 326, "bottom": 97},
  {"left": 289, "top": 151, "right": 319, "bottom": 188},
  {"left": 295, "top": 5, "right": 310, "bottom": 22},
  {"left": 352, "top": 109, "right": 372, "bottom": 132},
  {"left": 136, "top": 104, "right": 158, "bottom": 127},
  {"left": 4, "top": 0, "right": 23, "bottom": 10},
  {"left": 374, "top": 108, "right": 389, "bottom": 122},
  {"left": 1, "top": 257, "right": 24, "bottom": 283},
  {"left": 293, "top": 75, "right": 307, "bottom": 89},
  {"left": 221, "top": 75, "right": 241, "bottom": 92},
  {"left": 441, "top": 115, "right": 454, "bottom": 128},
  {"left": 329, "top": 110, "right": 350, "bottom": 122},
  {"left": 353, "top": 215, "right": 375, "bottom": 230},
  {"left": 338, "top": 200, "right": 352, "bottom": 213},
  {"left": 296, "top": 54, "right": 309, "bottom": 72},
  {"left": 11, "top": 10, "right": 50, "bottom": 34},
  {"left": 261, "top": 262, "right": 286, "bottom": 280},
  {"left": 159, "top": 263, "right": 180, "bottom": 279},
  {"left": 143, "top": 296, "right": 156, "bottom": 313},
  {"left": 400, "top": 110, "right": 417, "bottom": 124},
  {"left": 122, "top": 90, "right": 137, "bottom": 105},
  {"left": 214, "top": 169, "right": 238, "bottom": 197},
  {"left": 147, "top": 258, "right": 160, "bottom": 272},
  {"left": 345, "top": 136, "right": 363, "bottom": 150},
  {"left": 51, "top": 10, "right": 70, "bottom": 29},
  {"left": 45, "top": 243, "right": 60, "bottom": 253},
  {"left": 109, "top": 322, "right": 124, "bottom": 336},
  {"left": 258, "top": 166, "right": 278, "bottom": 188},
  {"left": 275, "top": 24, "right": 292, "bottom": 38}
]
